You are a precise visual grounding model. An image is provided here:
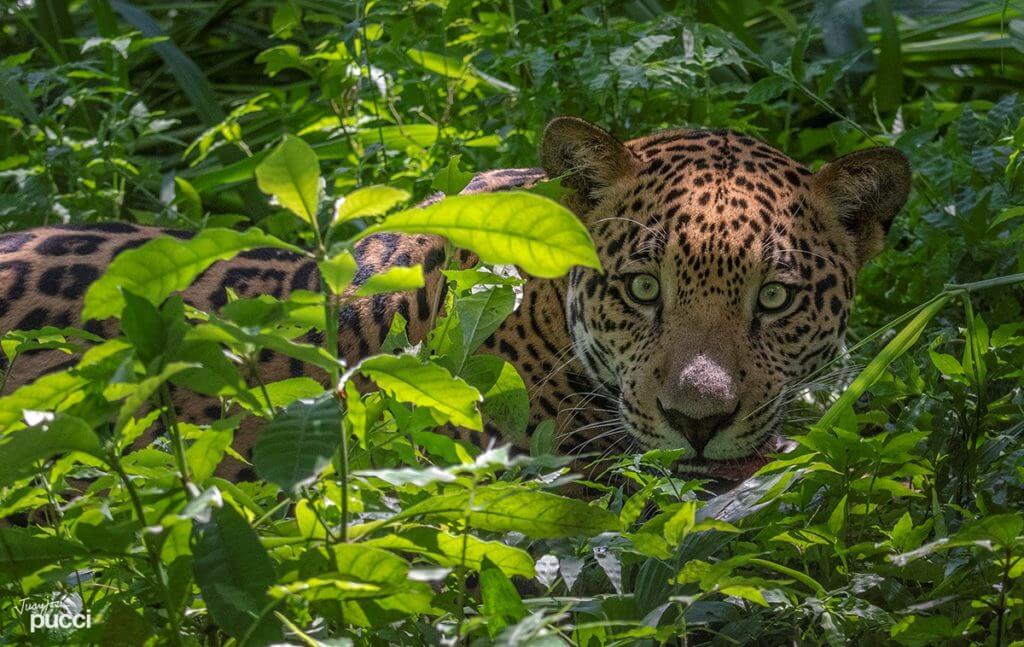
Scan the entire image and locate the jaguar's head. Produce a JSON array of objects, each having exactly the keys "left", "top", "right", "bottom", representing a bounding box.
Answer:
[{"left": 541, "top": 117, "right": 911, "bottom": 478}]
